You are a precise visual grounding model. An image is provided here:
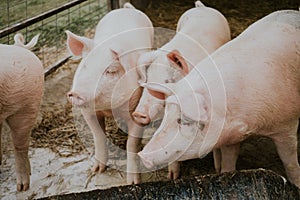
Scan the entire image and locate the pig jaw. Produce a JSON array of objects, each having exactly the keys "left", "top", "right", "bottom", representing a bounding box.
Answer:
[{"left": 139, "top": 118, "right": 200, "bottom": 168}]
